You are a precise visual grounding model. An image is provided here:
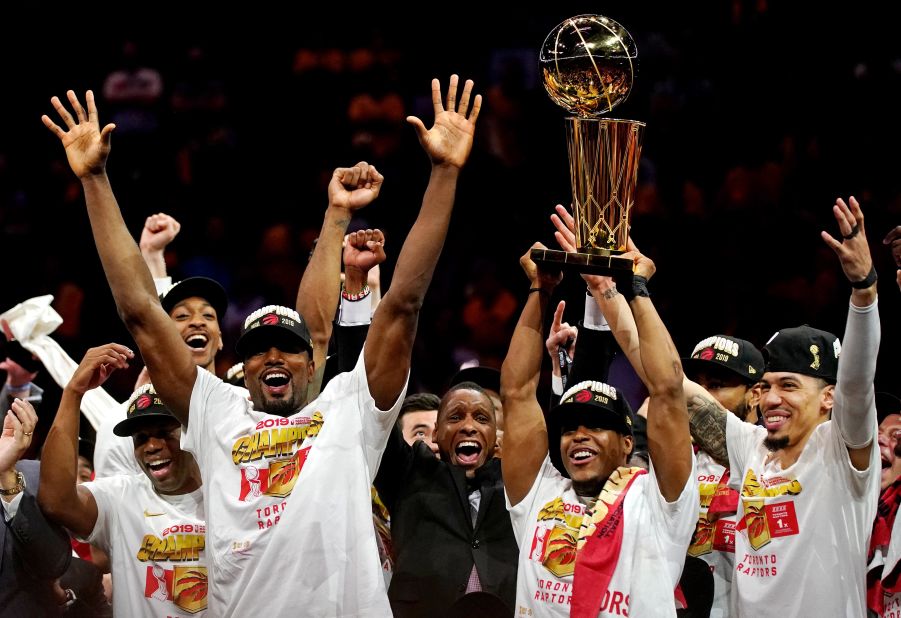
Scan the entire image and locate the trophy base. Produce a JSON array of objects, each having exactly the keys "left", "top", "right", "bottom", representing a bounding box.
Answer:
[{"left": 530, "top": 248, "right": 634, "bottom": 279}]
